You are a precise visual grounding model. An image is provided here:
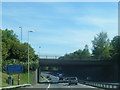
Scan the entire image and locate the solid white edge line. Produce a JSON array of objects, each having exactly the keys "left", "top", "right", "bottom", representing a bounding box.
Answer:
[
  {"left": 79, "top": 83, "right": 97, "bottom": 88},
  {"left": 1, "top": 84, "right": 31, "bottom": 89}
]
